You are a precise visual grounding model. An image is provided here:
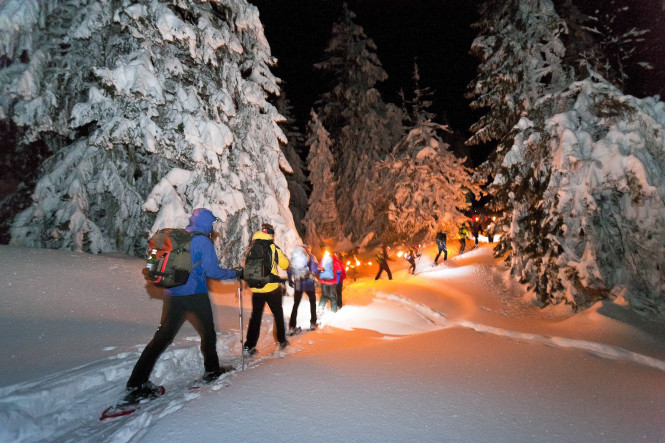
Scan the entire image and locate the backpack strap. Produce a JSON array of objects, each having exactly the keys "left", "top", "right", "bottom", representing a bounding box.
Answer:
[{"left": 269, "top": 244, "right": 287, "bottom": 284}]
